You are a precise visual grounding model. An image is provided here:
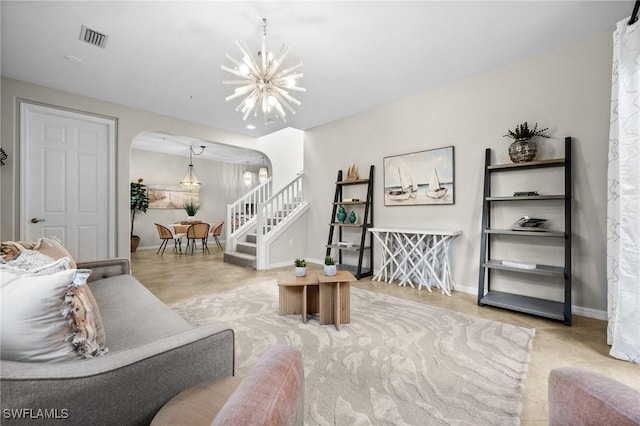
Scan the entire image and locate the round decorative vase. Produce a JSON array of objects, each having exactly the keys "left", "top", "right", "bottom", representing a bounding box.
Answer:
[
  {"left": 187, "top": 215, "right": 196, "bottom": 222},
  {"left": 348, "top": 211, "right": 356, "bottom": 224},
  {"left": 323, "top": 264, "right": 337, "bottom": 276},
  {"left": 508, "top": 138, "right": 537, "bottom": 163},
  {"left": 295, "top": 266, "right": 306, "bottom": 277},
  {"left": 336, "top": 206, "right": 347, "bottom": 223}
]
